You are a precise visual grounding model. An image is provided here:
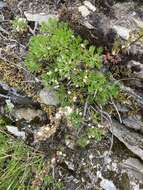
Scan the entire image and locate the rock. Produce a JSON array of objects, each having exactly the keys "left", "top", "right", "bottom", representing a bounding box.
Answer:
[
  {"left": 6, "top": 125, "right": 25, "bottom": 139},
  {"left": 0, "top": 81, "right": 10, "bottom": 92},
  {"left": 112, "top": 25, "right": 130, "bottom": 40},
  {"left": 83, "top": 20, "right": 95, "bottom": 29},
  {"left": 83, "top": 1, "right": 96, "bottom": 12},
  {"left": 65, "top": 136, "right": 75, "bottom": 149},
  {"left": 116, "top": 103, "right": 129, "bottom": 113},
  {"left": 0, "top": 1, "right": 6, "bottom": 9},
  {"left": 78, "top": 5, "right": 90, "bottom": 17},
  {"left": 122, "top": 115, "right": 143, "bottom": 133},
  {"left": 5, "top": 99, "right": 14, "bottom": 112},
  {"left": 133, "top": 18, "right": 143, "bottom": 29},
  {"left": 100, "top": 179, "right": 116, "bottom": 190},
  {"left": 24, "top": 12, "right": 58, "bottom": 23},
  {"left": 14, "top": 108, "right": 43, "bottom": 122},
  {"left": 65, "top": 160, "right": 75, "bottom": 171},
  {"left": 0, "top": 82, "right": 38, "bottom": 106},
  {"left": 121, "top": 158, "right": 143, "bottom": 182},
  {"left": 39, "top": 88, "right": 59, "bottom": 106},
  {"left": 111, "top": 120, "right": 143, "bottom": 160},
  {"left": 127, "top": 60, "right": 143, "bottom": 79}
]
